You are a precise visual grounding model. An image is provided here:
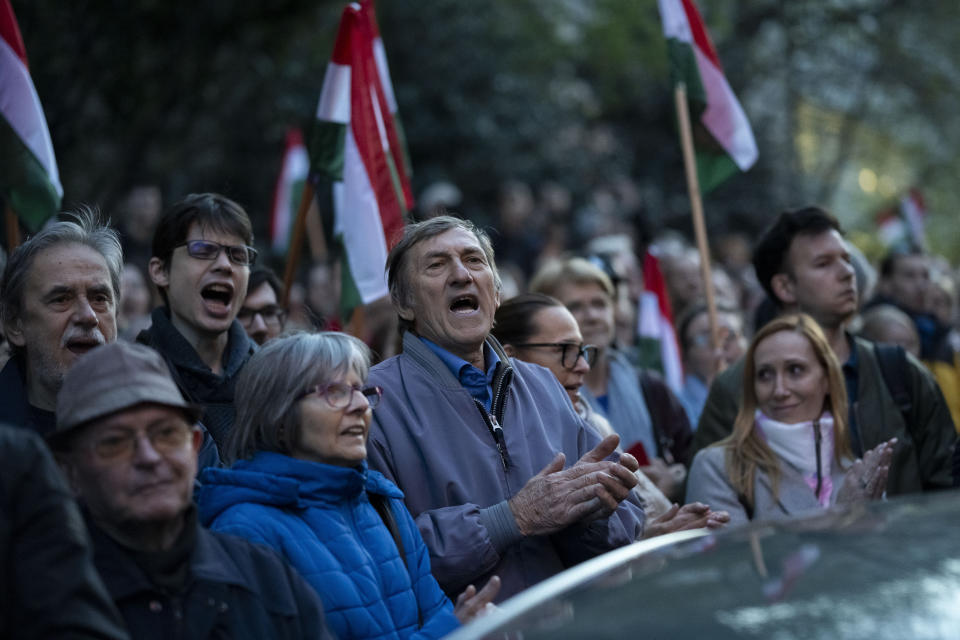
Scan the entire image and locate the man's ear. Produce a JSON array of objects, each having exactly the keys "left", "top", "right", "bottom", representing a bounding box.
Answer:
[
  {"left": 770, "top": 273, "right": 797, "bottom": 305},
  {"left": 503, "top": 344, "right": 516, "bottom": 358},
  {"left": 397, "top": 304, "right": 415, "bottom": 323},
  {"left": 191, "top": 426, "right": 203, "bottom": 453},
  {"left": 4, "top": 318, "right": 25, "bottom": 348},
  {"left": 148, "top": 256, "right": 169, "bottom": 288}
]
